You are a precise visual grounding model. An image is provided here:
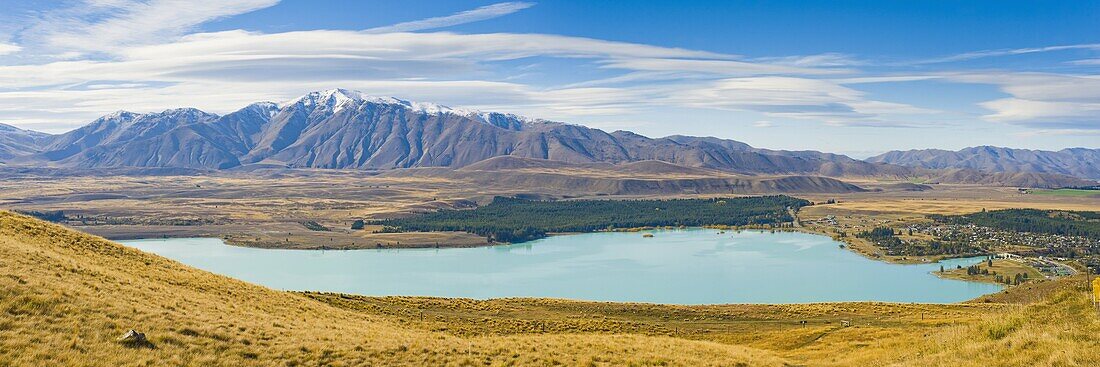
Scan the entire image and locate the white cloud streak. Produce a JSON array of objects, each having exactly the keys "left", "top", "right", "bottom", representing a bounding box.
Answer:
[
  {"left": 0, "top": 42, "right": 21, "bottom": 55},
  {"left": 946, "top": 72, "right": 1100, "bottom": 130},
  {"left": 22, "top": 0, "right": 279, "bottom": 55},
  {"left": 0, "top": 0, "right": 1095, "bottom": 136},
  {"left": 365, "top": 2, "right": 535, "bottom": 33},
  {"left": 917, "top": 43, "right": 1100, "bottom": 64},
  {"left": 0, "top": 28, "right": 937, "bottom": 132}
]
